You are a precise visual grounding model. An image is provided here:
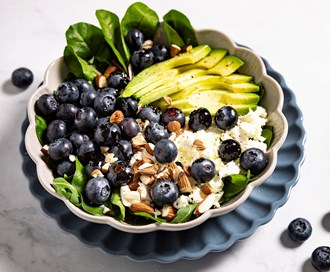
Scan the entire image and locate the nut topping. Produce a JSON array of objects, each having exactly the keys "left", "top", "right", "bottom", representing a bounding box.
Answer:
[
  {"left": 130, "top": 202, "right": 155, "bottom": 215},
  {"left": 110, "top": 110, "right": 124, "bottom": 124}
]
